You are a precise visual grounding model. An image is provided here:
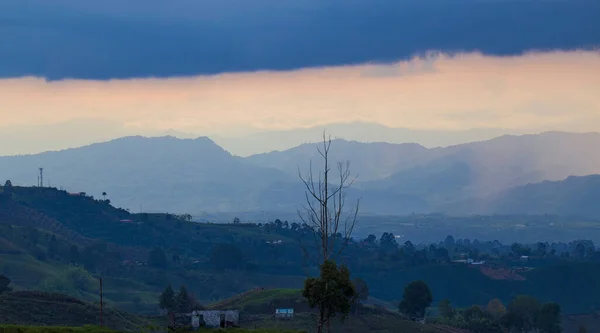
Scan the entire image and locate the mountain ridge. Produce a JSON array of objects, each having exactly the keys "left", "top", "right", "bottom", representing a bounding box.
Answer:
[
  {"left": 1, "top": 131, "right": 600, "bottom": 216},
  {"left": 211, "top": 121, "right": 537, "bottom": 157}
]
